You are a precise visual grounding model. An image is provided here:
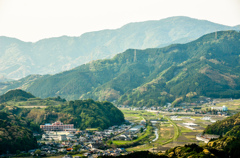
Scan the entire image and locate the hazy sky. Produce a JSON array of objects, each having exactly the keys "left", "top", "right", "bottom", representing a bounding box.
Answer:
[{"left": 0, "top": 0, "right": 240, "bottom": 42}]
